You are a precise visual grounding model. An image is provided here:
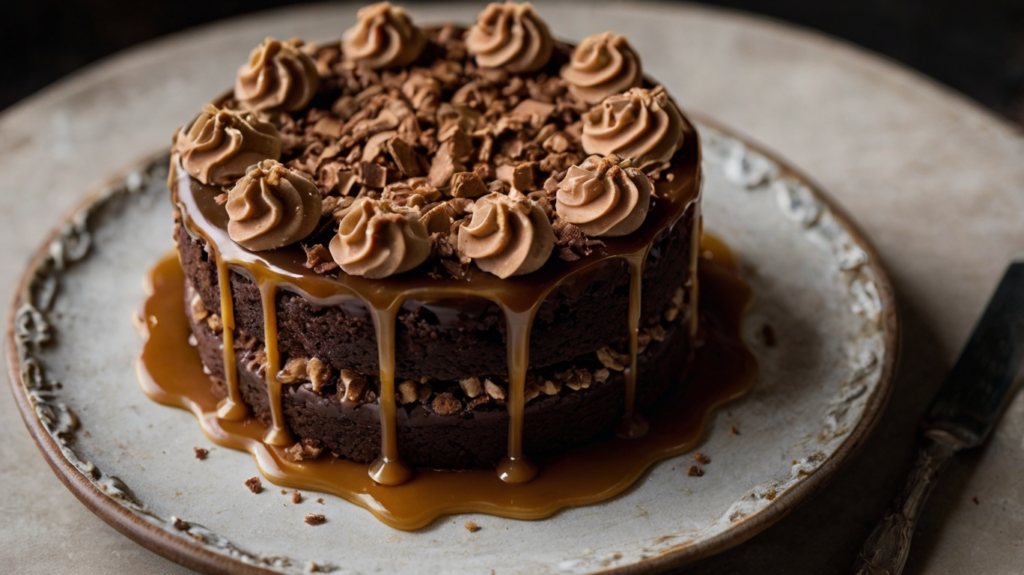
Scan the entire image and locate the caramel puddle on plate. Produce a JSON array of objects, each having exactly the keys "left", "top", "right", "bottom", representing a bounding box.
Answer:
[{"left": 135, "top": 234, "right": 756, "bottom": 530}]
